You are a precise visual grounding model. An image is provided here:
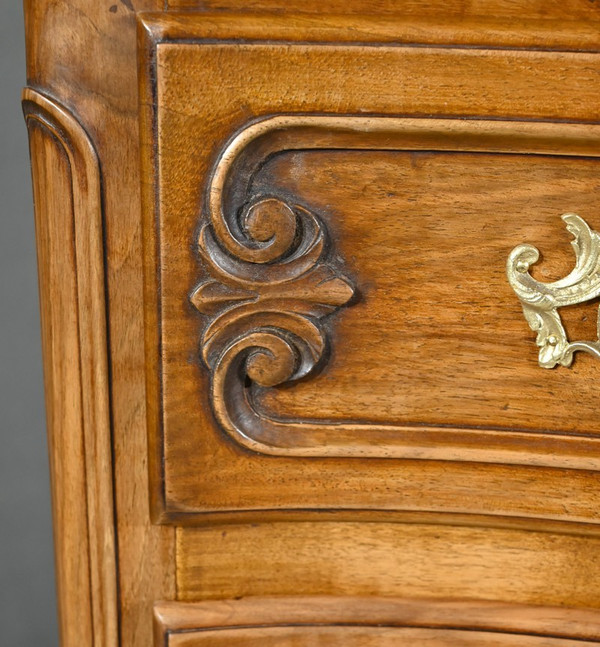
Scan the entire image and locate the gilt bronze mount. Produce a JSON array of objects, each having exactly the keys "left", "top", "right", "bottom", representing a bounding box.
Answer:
[{"left": 507, "top": 214, "right": 600, "bottom": 368}]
